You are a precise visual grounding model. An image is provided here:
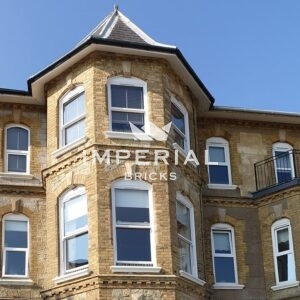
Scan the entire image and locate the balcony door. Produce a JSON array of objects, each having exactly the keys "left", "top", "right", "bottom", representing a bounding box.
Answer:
[{"left": 272, "top": 143, "right": 294, "bottom": 184}]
